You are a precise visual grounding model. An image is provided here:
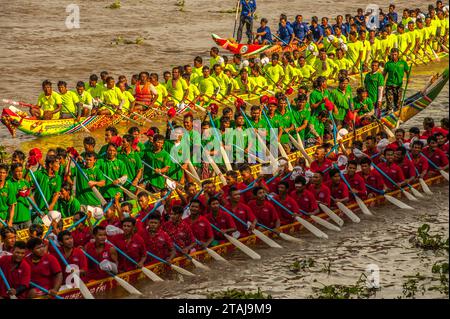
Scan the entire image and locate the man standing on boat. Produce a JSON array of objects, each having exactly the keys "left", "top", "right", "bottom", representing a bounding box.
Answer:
[
  {"left": 236, "top": 0, "right": 256, "bottom": 44},
  {"left": 383, "top": 48, "right": 410, "bottom": 114}
]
